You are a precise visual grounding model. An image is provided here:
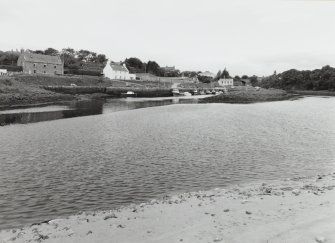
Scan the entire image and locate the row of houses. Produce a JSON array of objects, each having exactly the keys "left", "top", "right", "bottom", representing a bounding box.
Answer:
[
  {"left": 3, "top": 51, "right": 254, "bottom": 86},
  {"left": 7, "top": 52, "right": 190, "bottom": 82}
]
